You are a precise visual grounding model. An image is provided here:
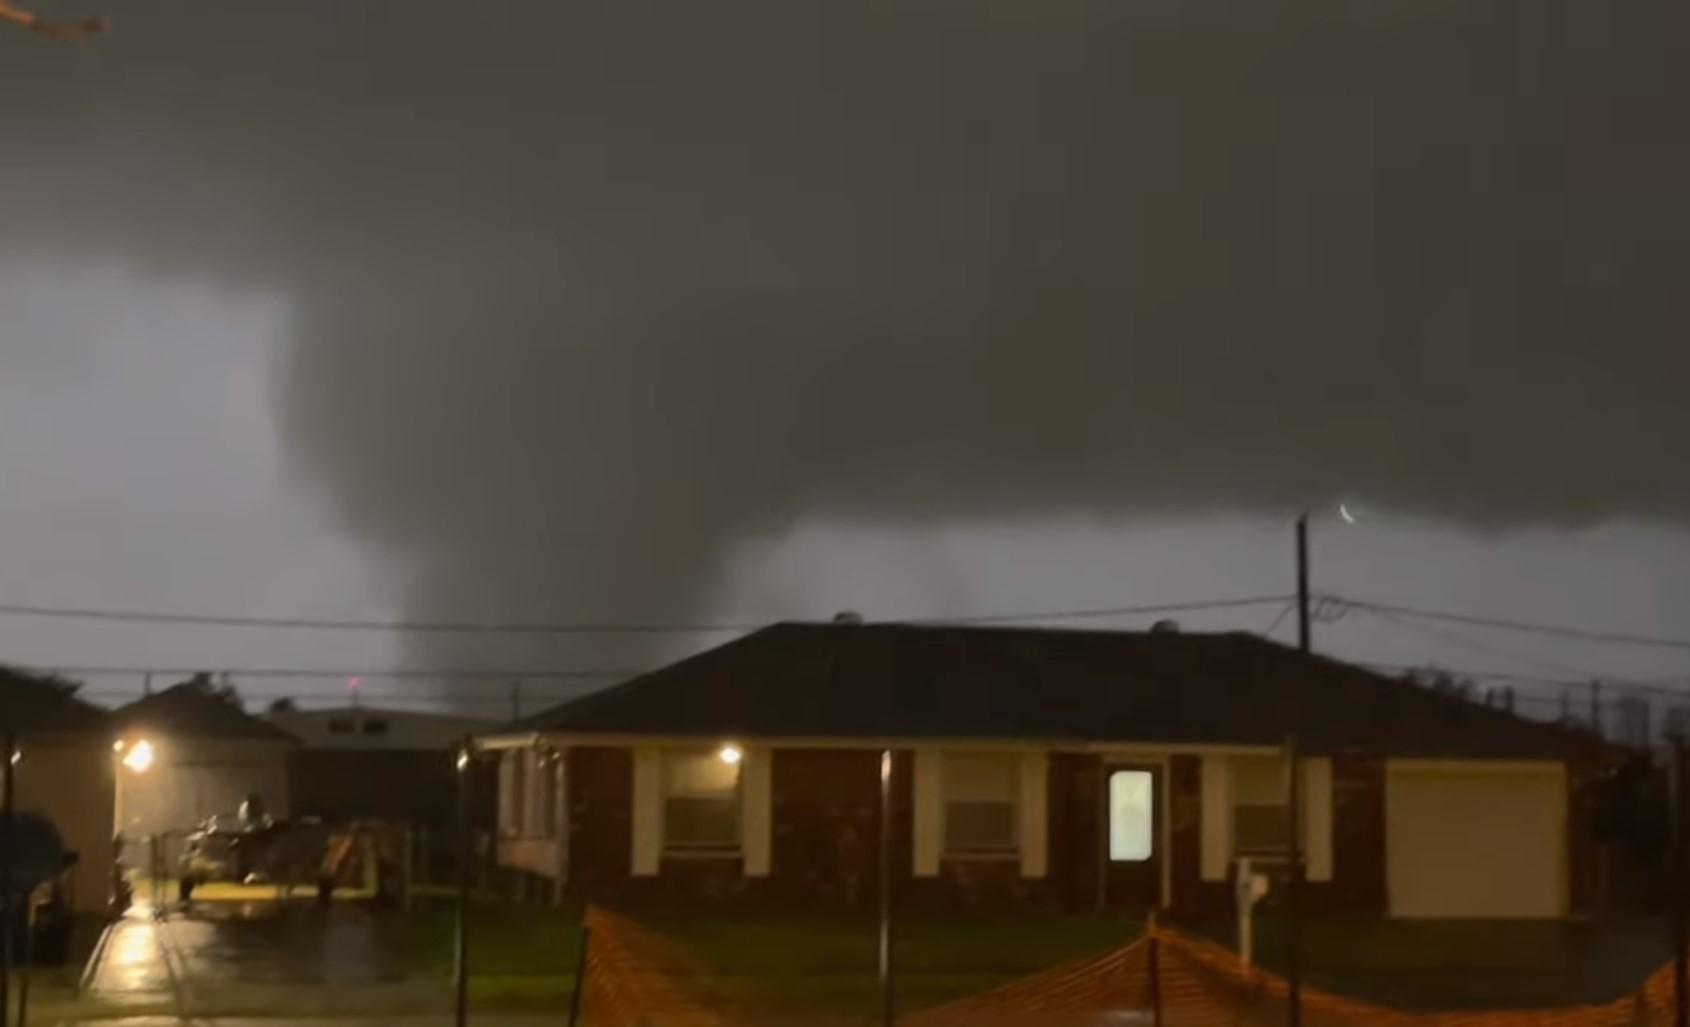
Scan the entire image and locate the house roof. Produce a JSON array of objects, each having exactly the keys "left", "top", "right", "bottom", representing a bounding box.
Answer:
[
  {"left": 516, "top": 622, "right": 1592, "bottom": 759},
  {"left": 116, "top": 683, "right": 298, "bottom": 743},
  {"left": 0, "top": 667, "right": 111, "bottom": 735}
]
